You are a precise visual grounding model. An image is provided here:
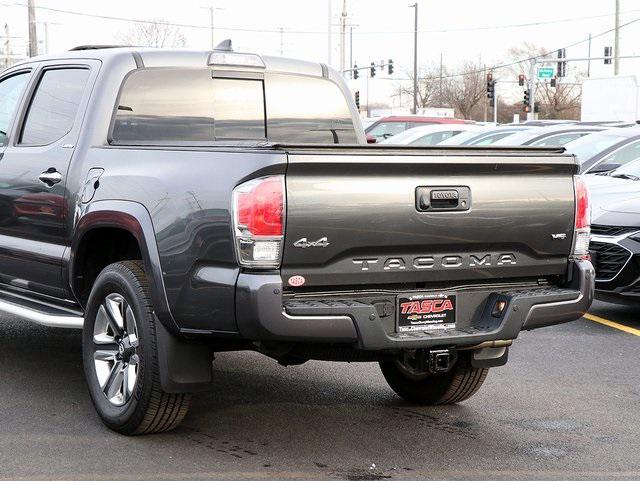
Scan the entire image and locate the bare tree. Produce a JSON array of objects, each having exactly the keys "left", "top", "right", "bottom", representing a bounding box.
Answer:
[
  {"left": 440, "top": 61, "right": 486, "bottom": 120},
  {"left": 537, "top": 82, "right": 582, "bottom": 119},
  {"left": 121, "top": 19, "right": 186, "bottom": 48},
  {"left": 395, "top": 66, "right": 443, "bottom": 109}
]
